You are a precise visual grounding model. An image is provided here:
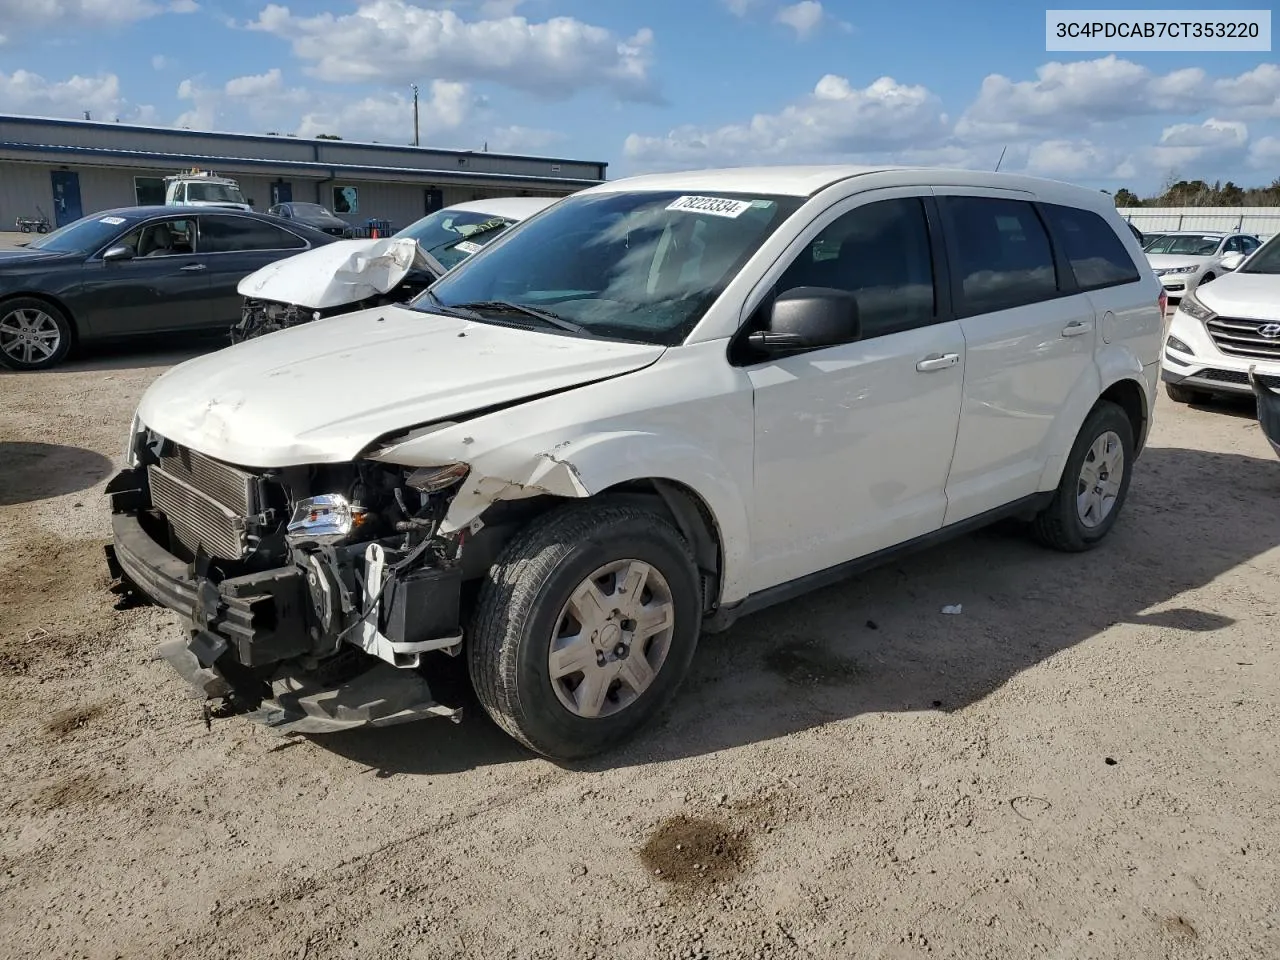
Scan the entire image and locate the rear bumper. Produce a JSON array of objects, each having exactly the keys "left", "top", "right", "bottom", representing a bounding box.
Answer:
[{"left": 106, "top": 499, "right": 460, "bottom": 733}]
